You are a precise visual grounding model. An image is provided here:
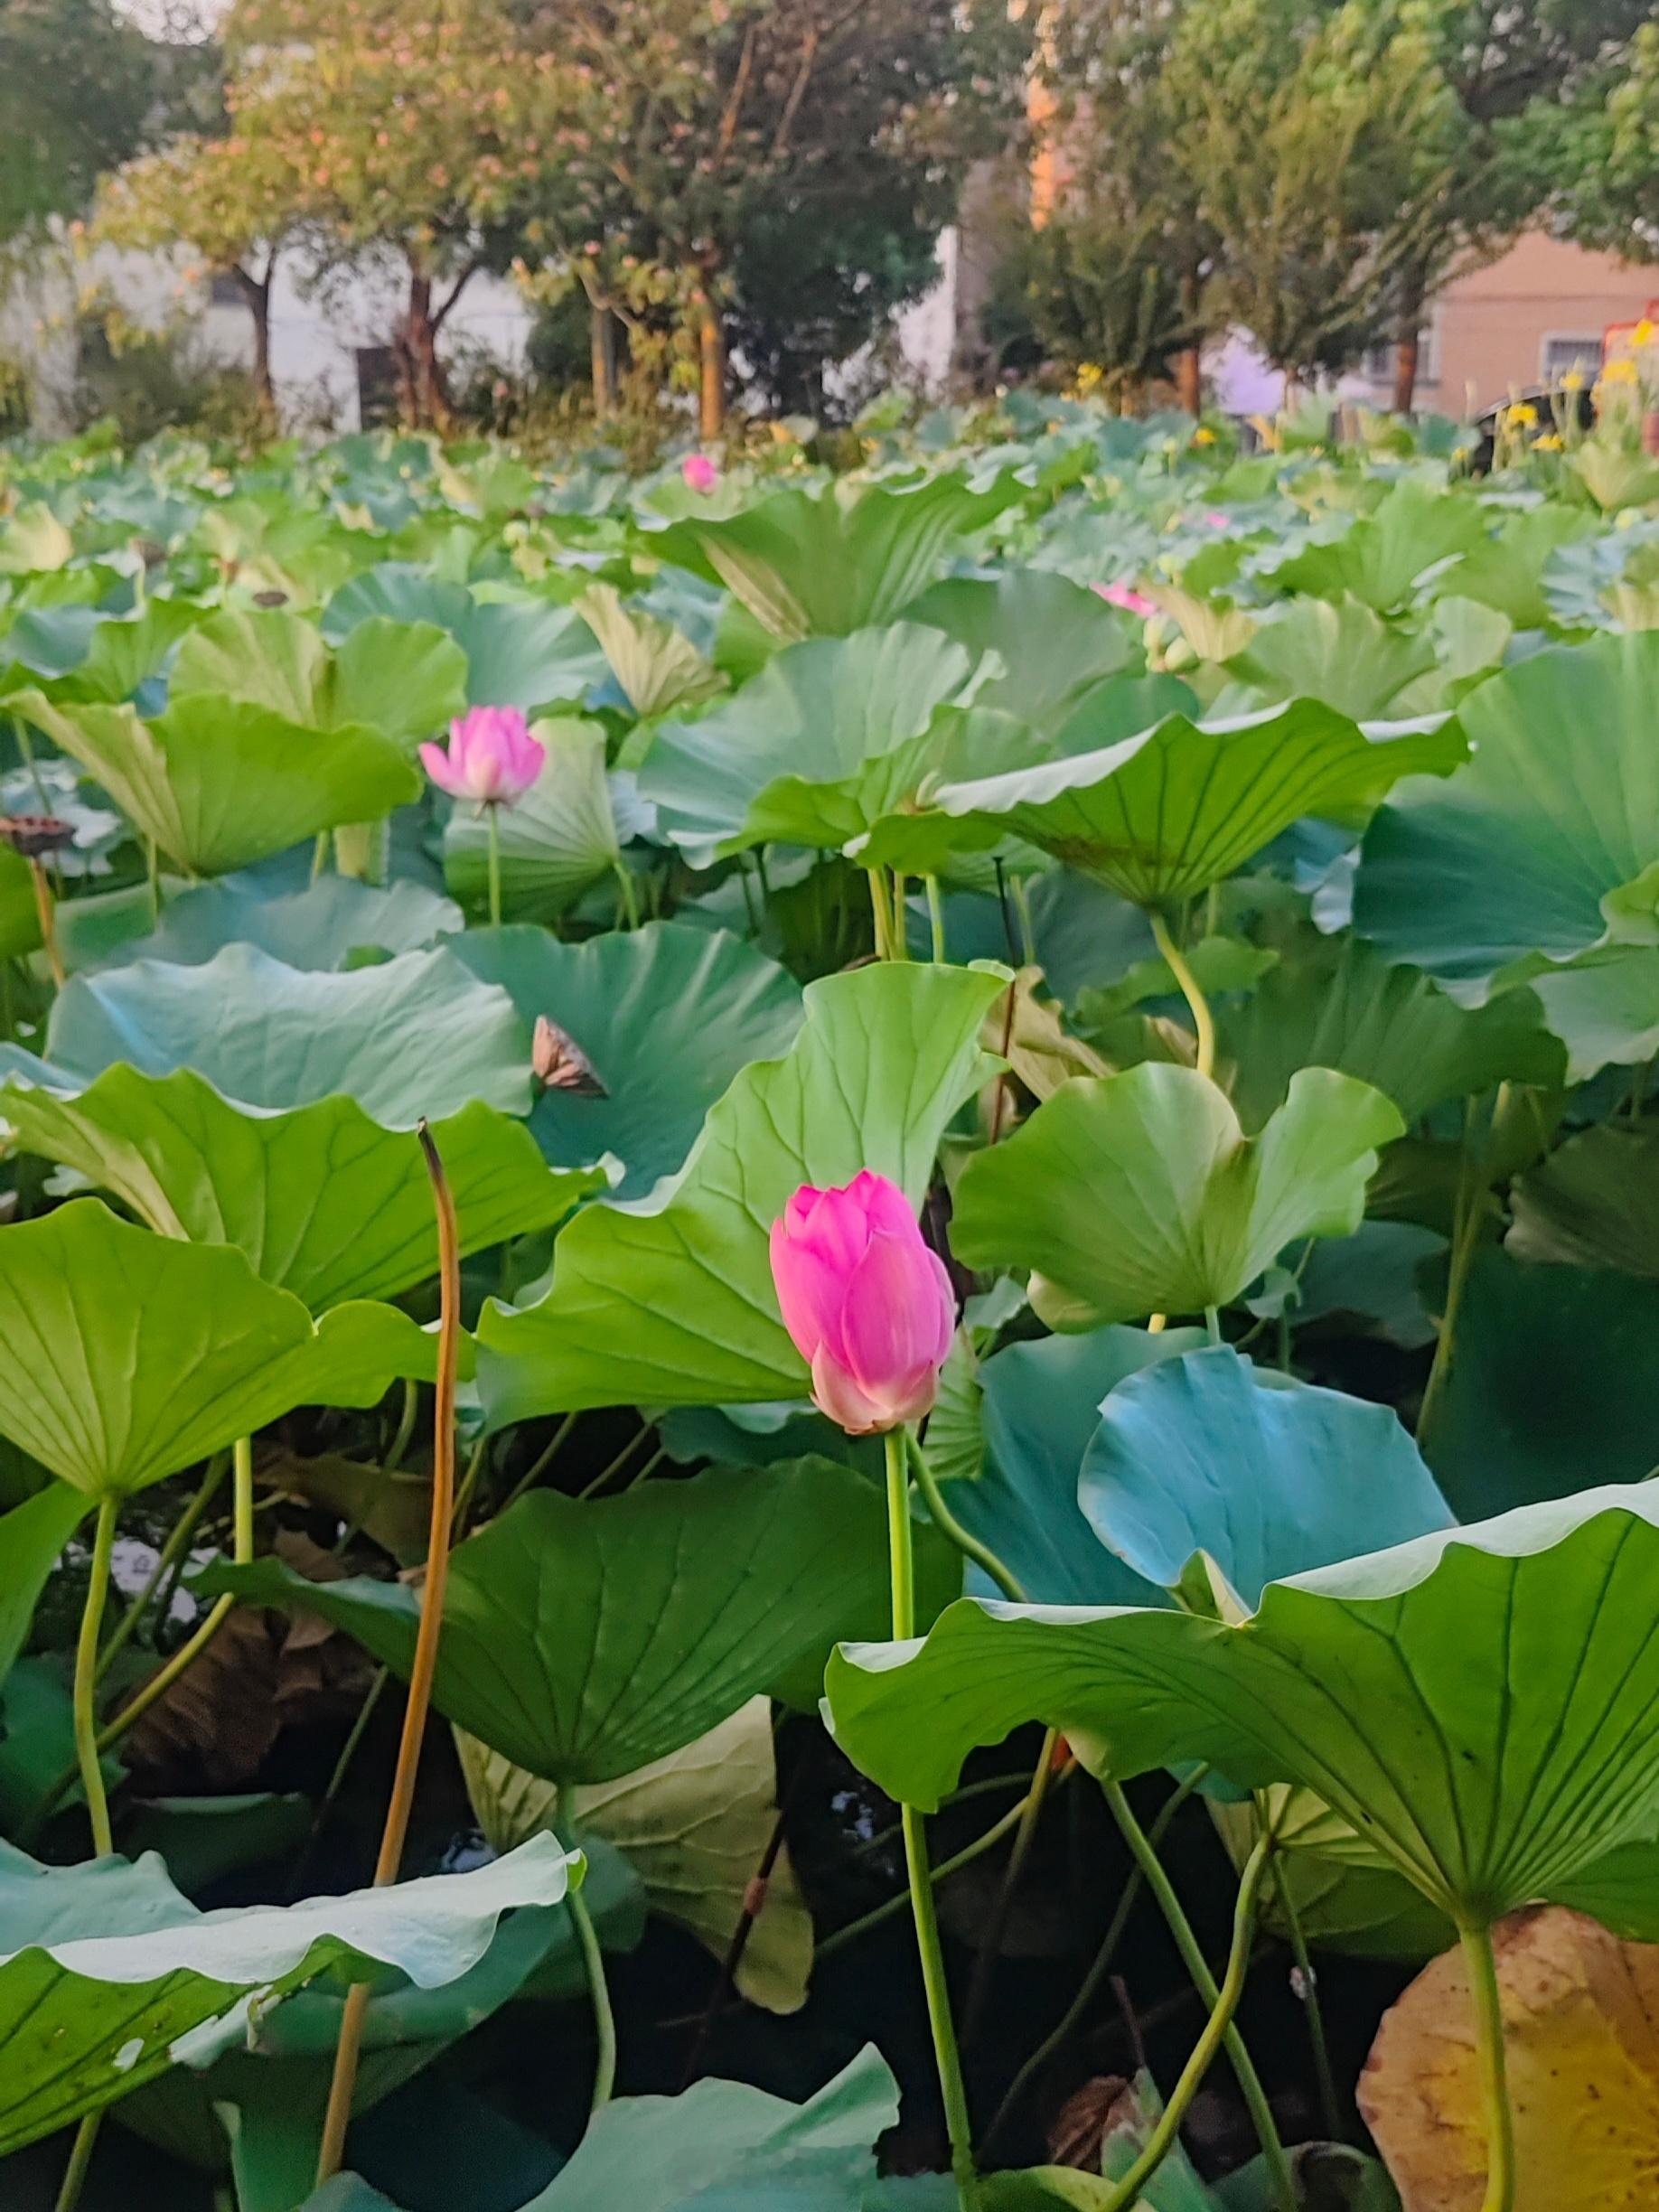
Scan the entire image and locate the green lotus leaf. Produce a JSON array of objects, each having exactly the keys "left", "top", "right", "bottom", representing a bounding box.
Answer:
[
  {"left": 170, "top": 607, "right": 468, "bottom": 749},
  {"left": 1507, "top": 1124, "right": 1659, "bottom": 1279},
  {"left": 450, "top": 921, "right": 801, "bottom": 1198},
  {"left": 923, "top": 698, "right": 1467, "bottom": 905},
  {"left": 900, "top": 569, "right": 1138, "bottom": 736},
  {"left": 952, "top": 1064, "right": 1404, "bottom": 1330},
  {"left": 1211, "top": 1786, "right": 1457, "bottom": 1962},
  {"left": 639, "top": 623, "right": 983, "bottom": 860},
  {"left": 826, "top": 1484, "right": 1659, "bottom": 1925},
  {"left": 0, "top": 501, "right": 73, "bottom": 574},
  {"left": 322, "top": 566, "right": 610, "bottom": 711},
  {"left": 1354, "top": 633, "right": 1659, "bottom": 991},
  {"left": 576, "top": 582, "right": 725, "bottom": 718},
  {"left": 3, "top": 687, "right": 421, "bottom": 876},
  {"left": 1216, "top": 926, "right": 1563, "bottom": 1131},
  {"left": 0, "top": 1066, "right": 599, "bottom": 1308},
  {"left": 1442, "top": 501, "right": 1596, "bottom": 629},
  {"left": 0, "top": 1201, "right": 438, "bottom": 1499},
  {"left": 0, "top": 1832, "right": 574, "bottom": 2156},
  {"left": 1523, "top": 943, "right": 1659, "bottom": 1081},
  {"left": 476, "top": 961, "right": 1004, "bottom": 1420},
  {"left": 443, "top": 717, "right": 620, "bottom": 922},
  {"left": 0, "top": 1486, "right": 87, "bottom": 1688},
  {"left": 29, "top": 598, "right": 209, "bottom": 706},
  {"left": 1077, "top": 1345, "right": 1453, "bottom": 1607},
  {"left": 33, "top": 943, "right": 531, "bottom": 1124},
  {"left": 80, "top": 876, "right": 462, "bottom": 976},
  {"left": 202, "top": 1460, "right": 955, "bottom": 1786},
  {"left": 1224, "top": 595, "right": 1438, "bottom": 719},
  {"left": 646, "top": 472, "right": 1022, "bottom": 640},
  {"left": 1265, "top": 482, "right": 1487, "bottom": 613}
]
